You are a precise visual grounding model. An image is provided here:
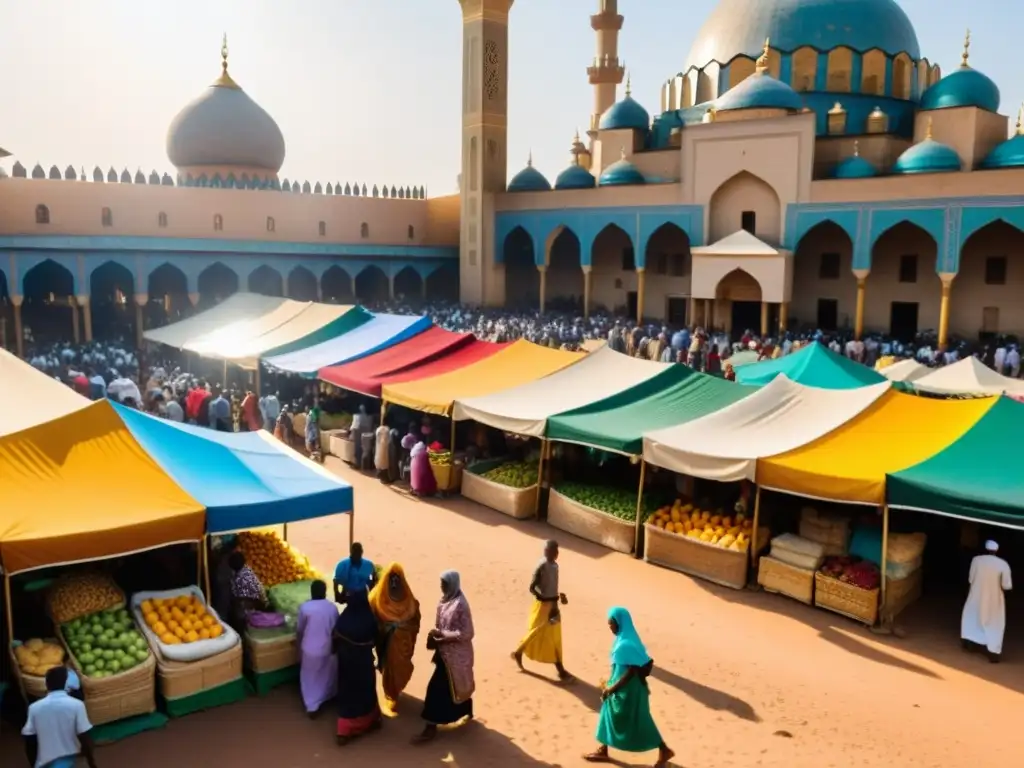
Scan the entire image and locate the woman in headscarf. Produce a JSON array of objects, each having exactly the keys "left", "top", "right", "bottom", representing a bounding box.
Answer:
[
  {"left": 297, "top": 580, "right": 339, "bottom": 717},
  {"left": 368, "top": 563, "right": 421, "bottom": 711},
  {"left": 584, "top": 607, "right": 674, "bottom": 766},
  {"left": 332, "top": 590, "right": 381, "bottom": 744},
  {"left": 409, "top": 440, "right": 438, "bottom": 497},
  {"left": 413, "top": 570, "right": 474, "bottom": 744}
]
